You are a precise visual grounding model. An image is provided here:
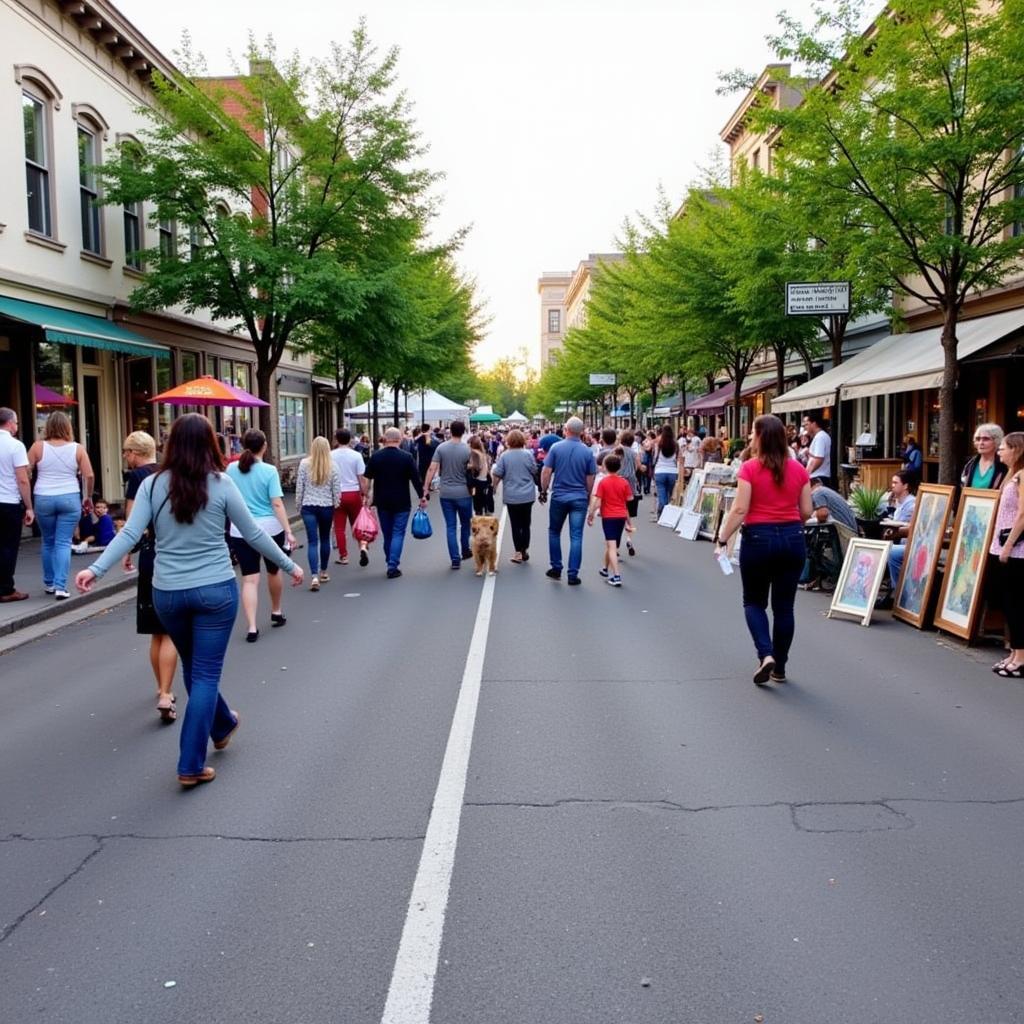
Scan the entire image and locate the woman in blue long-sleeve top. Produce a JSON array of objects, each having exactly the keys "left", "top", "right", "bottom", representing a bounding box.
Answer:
[{"left": 76, "top": 414, "right": 303, "bottom": 787}]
